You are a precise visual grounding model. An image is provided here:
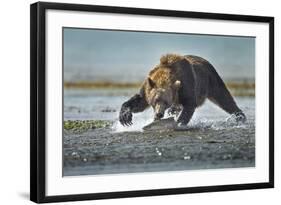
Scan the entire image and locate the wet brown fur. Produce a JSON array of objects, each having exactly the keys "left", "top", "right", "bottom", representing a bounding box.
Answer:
[
  {"left": 144, "top": 54, "right": 183, "bottom": 106},
  {"left": 119, "top": 53, "right": 246, "bottom": 126},
  {"left": 145, "top": 54, "right": 223, "bottom": 106}
]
